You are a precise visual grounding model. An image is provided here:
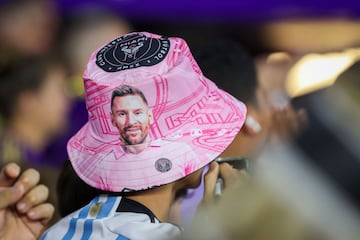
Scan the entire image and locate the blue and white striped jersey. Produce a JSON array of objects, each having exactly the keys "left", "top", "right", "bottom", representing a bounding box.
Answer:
[{"left": 41, "top": 194, "right": 182, "bottom": 240}]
